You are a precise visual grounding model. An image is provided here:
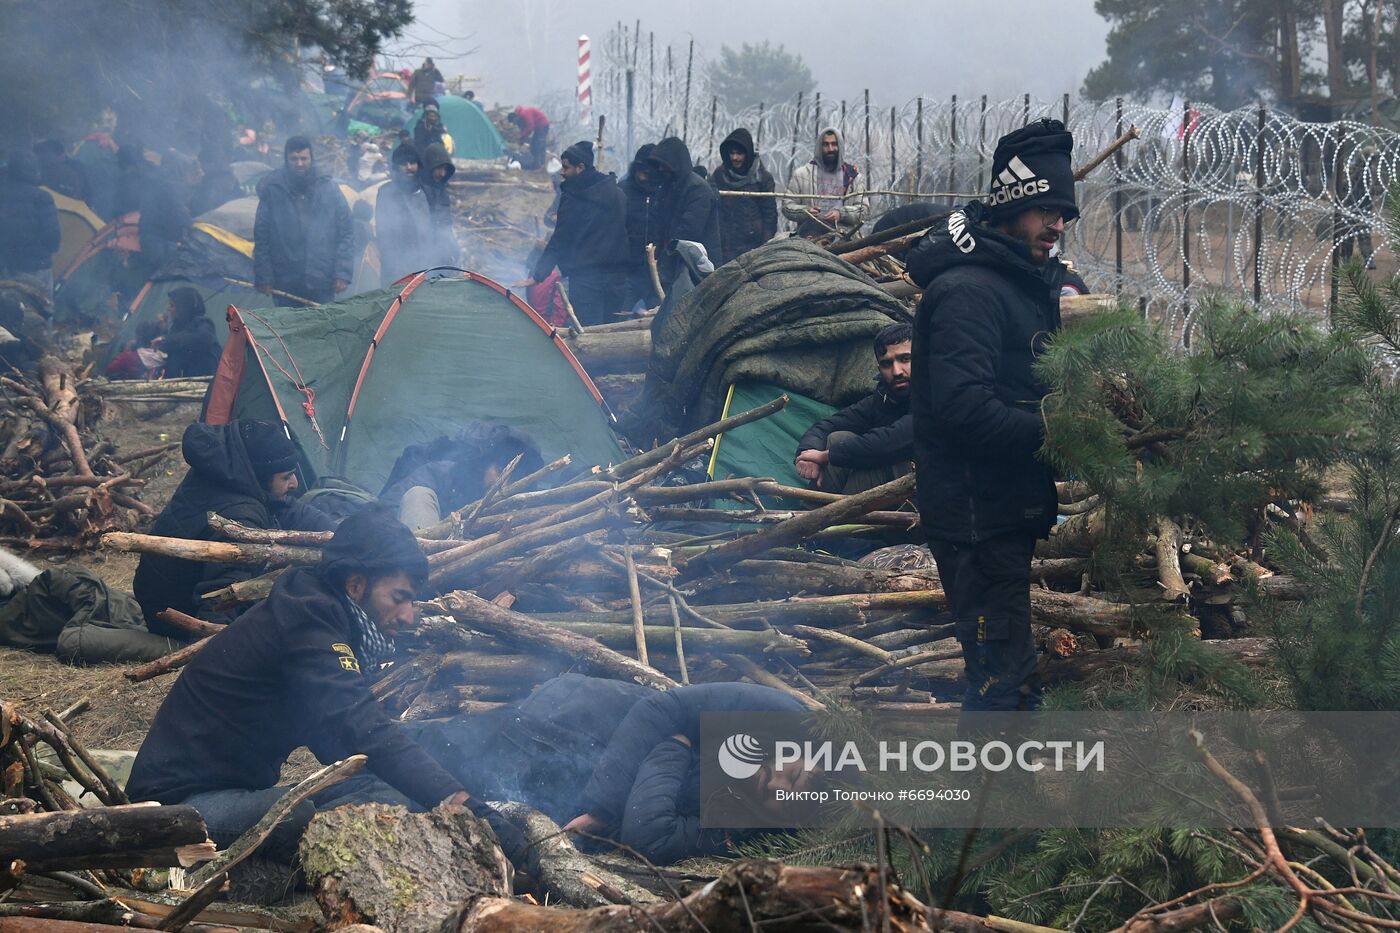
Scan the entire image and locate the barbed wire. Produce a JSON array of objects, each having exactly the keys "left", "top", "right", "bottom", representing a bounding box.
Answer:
[{"left": 587, "top": 26, "right": 1398, "bottom": 336}]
